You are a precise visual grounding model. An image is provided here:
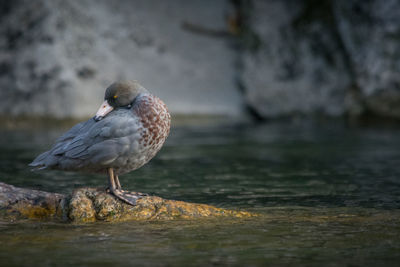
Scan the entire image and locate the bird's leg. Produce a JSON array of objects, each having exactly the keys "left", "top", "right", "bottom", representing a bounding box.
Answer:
[
  {"left": 108, "top": 168, "right": 116, "bottom": 191},
  {"left": 114, "top": 174, "right": 121, "bottom": 189},
  {"left": 107, "top": 168, "right": 144, "bottom": 206}
]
